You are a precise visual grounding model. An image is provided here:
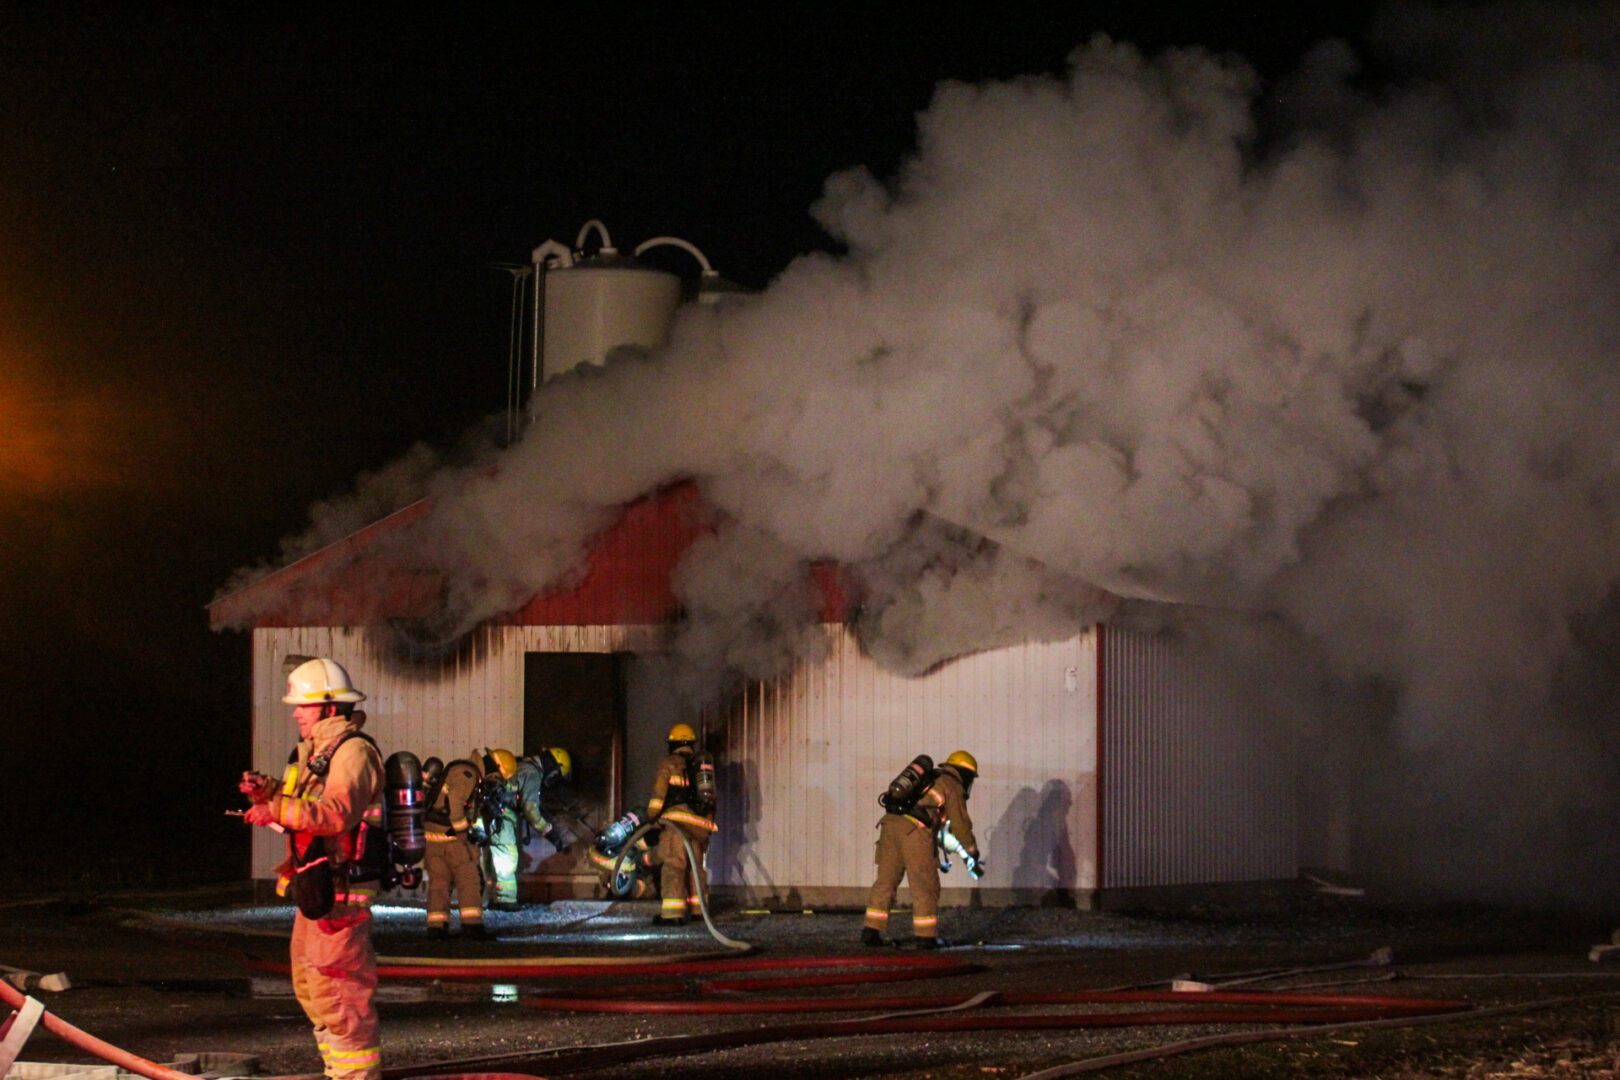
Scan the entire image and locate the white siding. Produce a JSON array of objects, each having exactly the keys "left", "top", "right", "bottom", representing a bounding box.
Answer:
[
  {"left": 249, "top": 624, "right": 663, "bottom": 879},
  {"left": 1100, "top": 626, "right": 1297, "bottom": 888},
  {"left": 708, "top": 626, "right": 1099, "bottom": 902},
  {"left": 247, "top": 620, "right": 1296, "bottom": 898}
]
